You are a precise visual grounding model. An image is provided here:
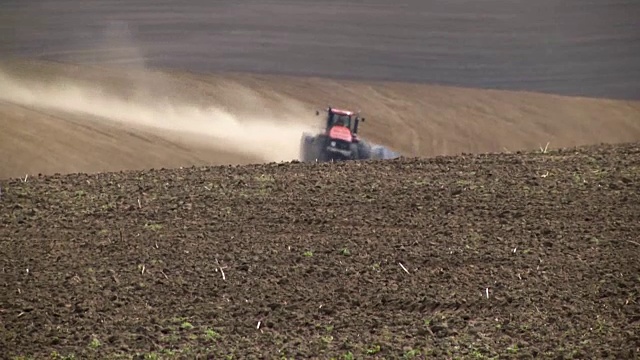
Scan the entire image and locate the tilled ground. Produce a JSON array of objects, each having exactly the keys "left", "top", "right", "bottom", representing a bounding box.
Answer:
[{"left": 1, "top": 143, "right": 639, "bottom": 359}]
